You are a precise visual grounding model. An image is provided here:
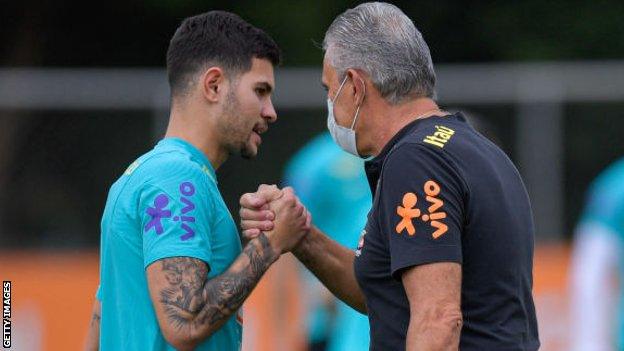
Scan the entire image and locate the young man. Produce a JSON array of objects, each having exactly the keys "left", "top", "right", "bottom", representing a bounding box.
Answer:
[
  {"left": 85, "top": 11, "right": 310, "bottom": 351},
  {"left": 240, "top": 3, "right": 539, "bottom": 350}
]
